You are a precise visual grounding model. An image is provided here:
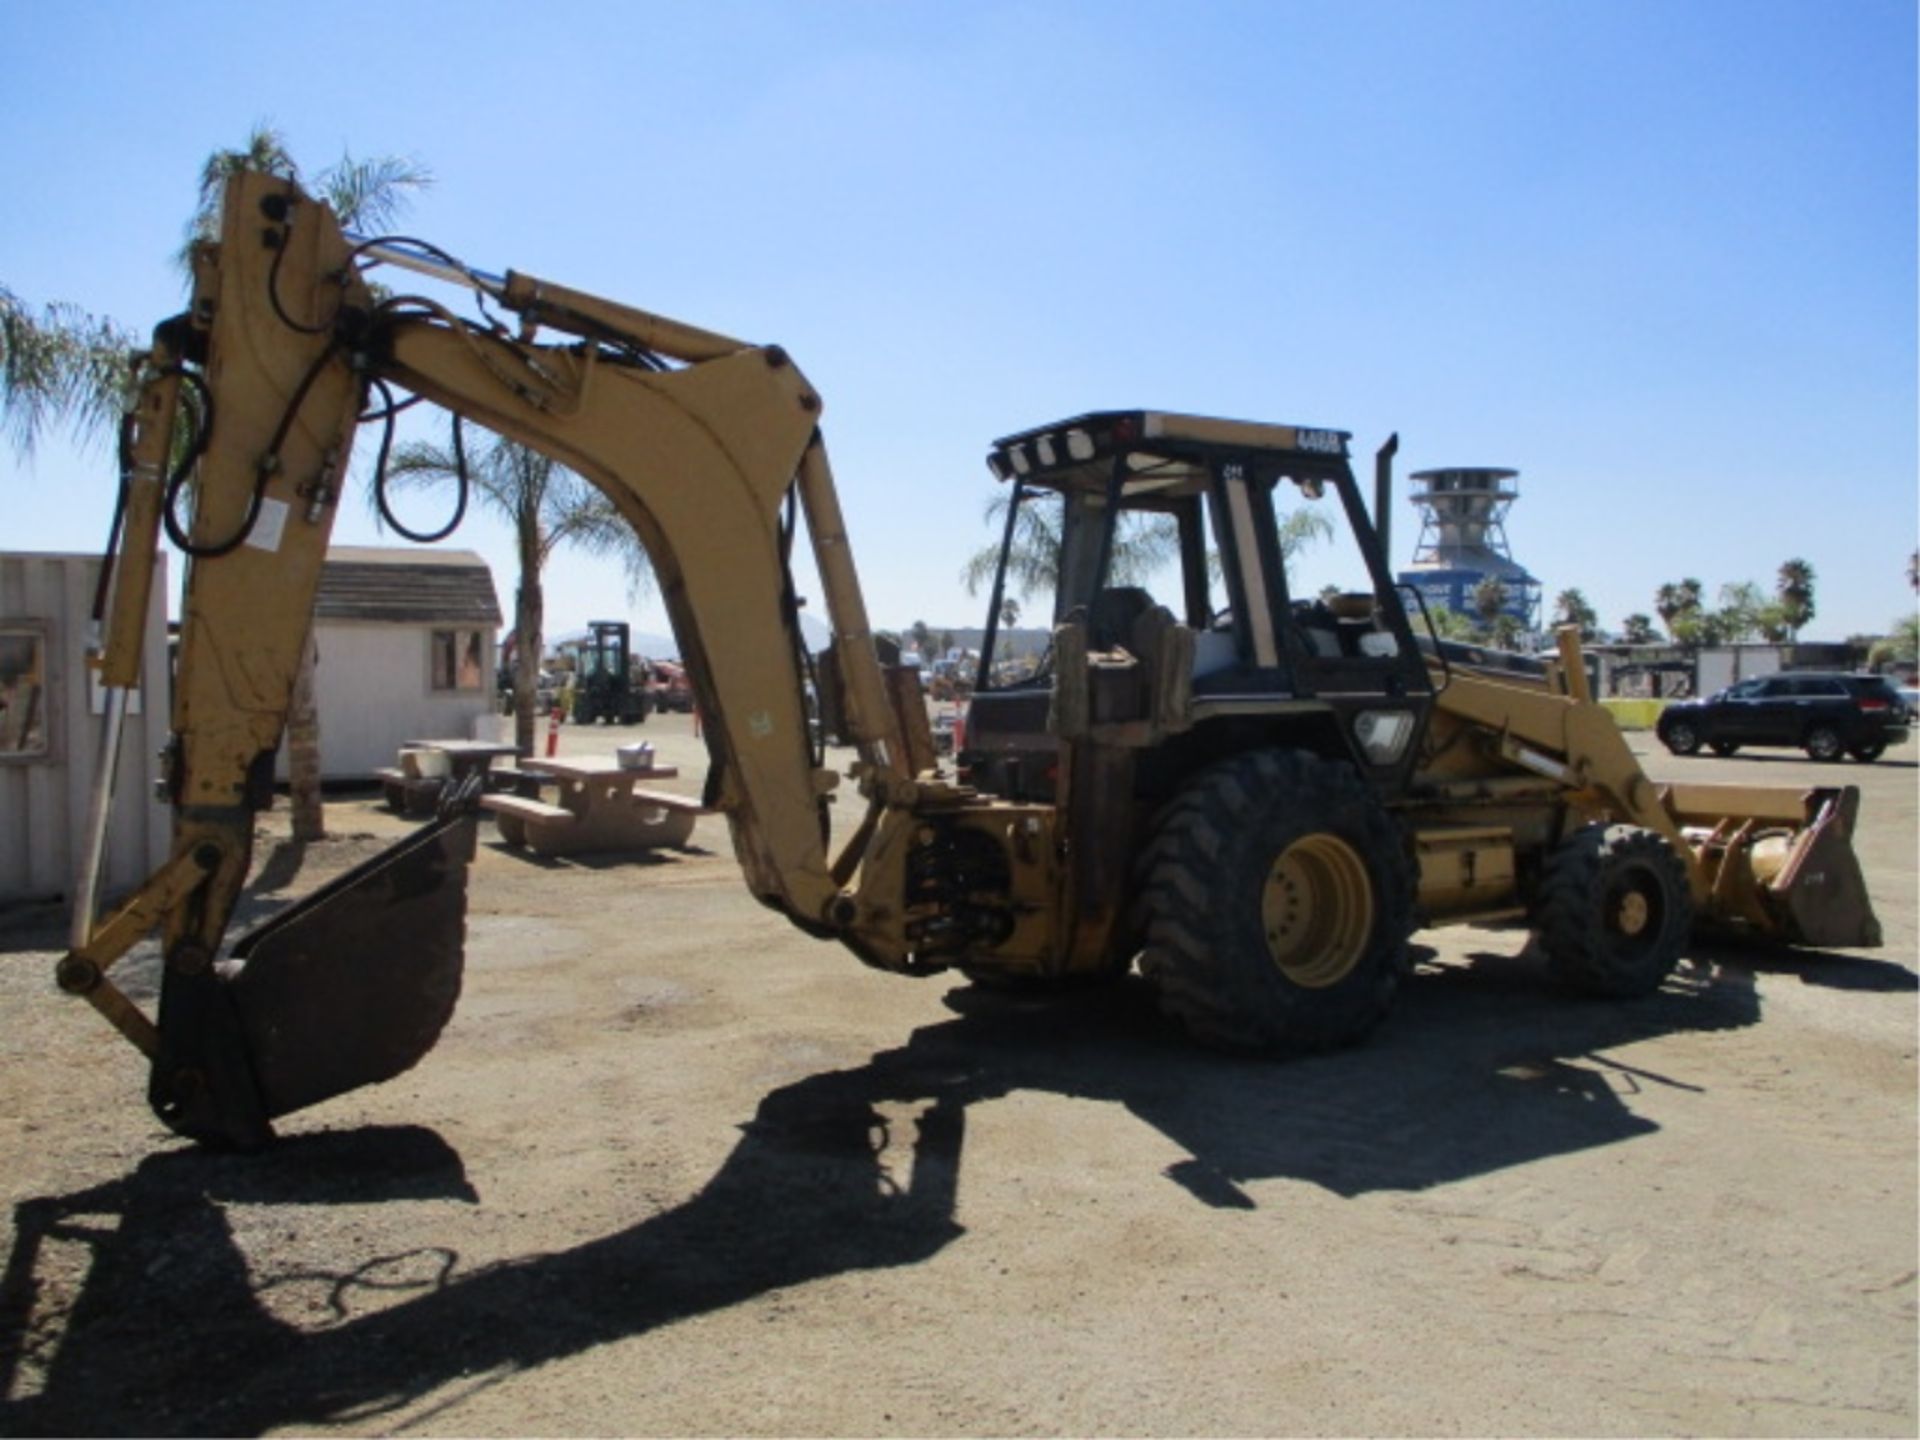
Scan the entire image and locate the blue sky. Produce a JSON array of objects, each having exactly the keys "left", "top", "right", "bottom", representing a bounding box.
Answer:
[{"left": 3, "top": 0, "right": 1914, "bottom": 644}]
